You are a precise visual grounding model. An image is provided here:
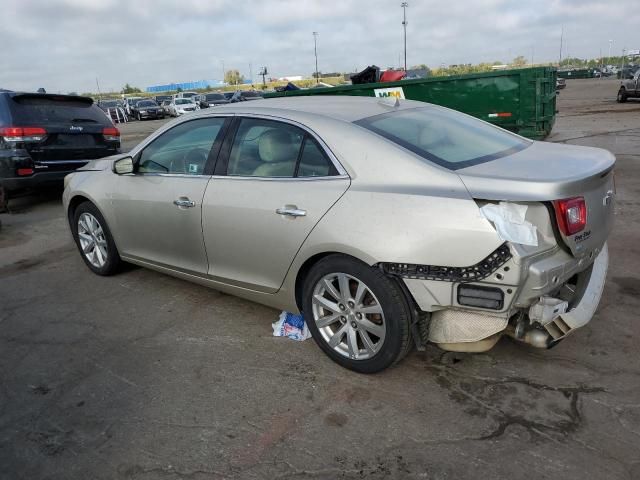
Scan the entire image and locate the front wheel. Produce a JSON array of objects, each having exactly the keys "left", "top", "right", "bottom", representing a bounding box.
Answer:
[
  {"left": 617, "top": 88, "right": 628, "bottom": 103},
  {"left": 302, "top": 255, "right": 413, "bottom": 373},
  {"left": 72, "top": 202, "right": 121, "bottom": 276}
]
